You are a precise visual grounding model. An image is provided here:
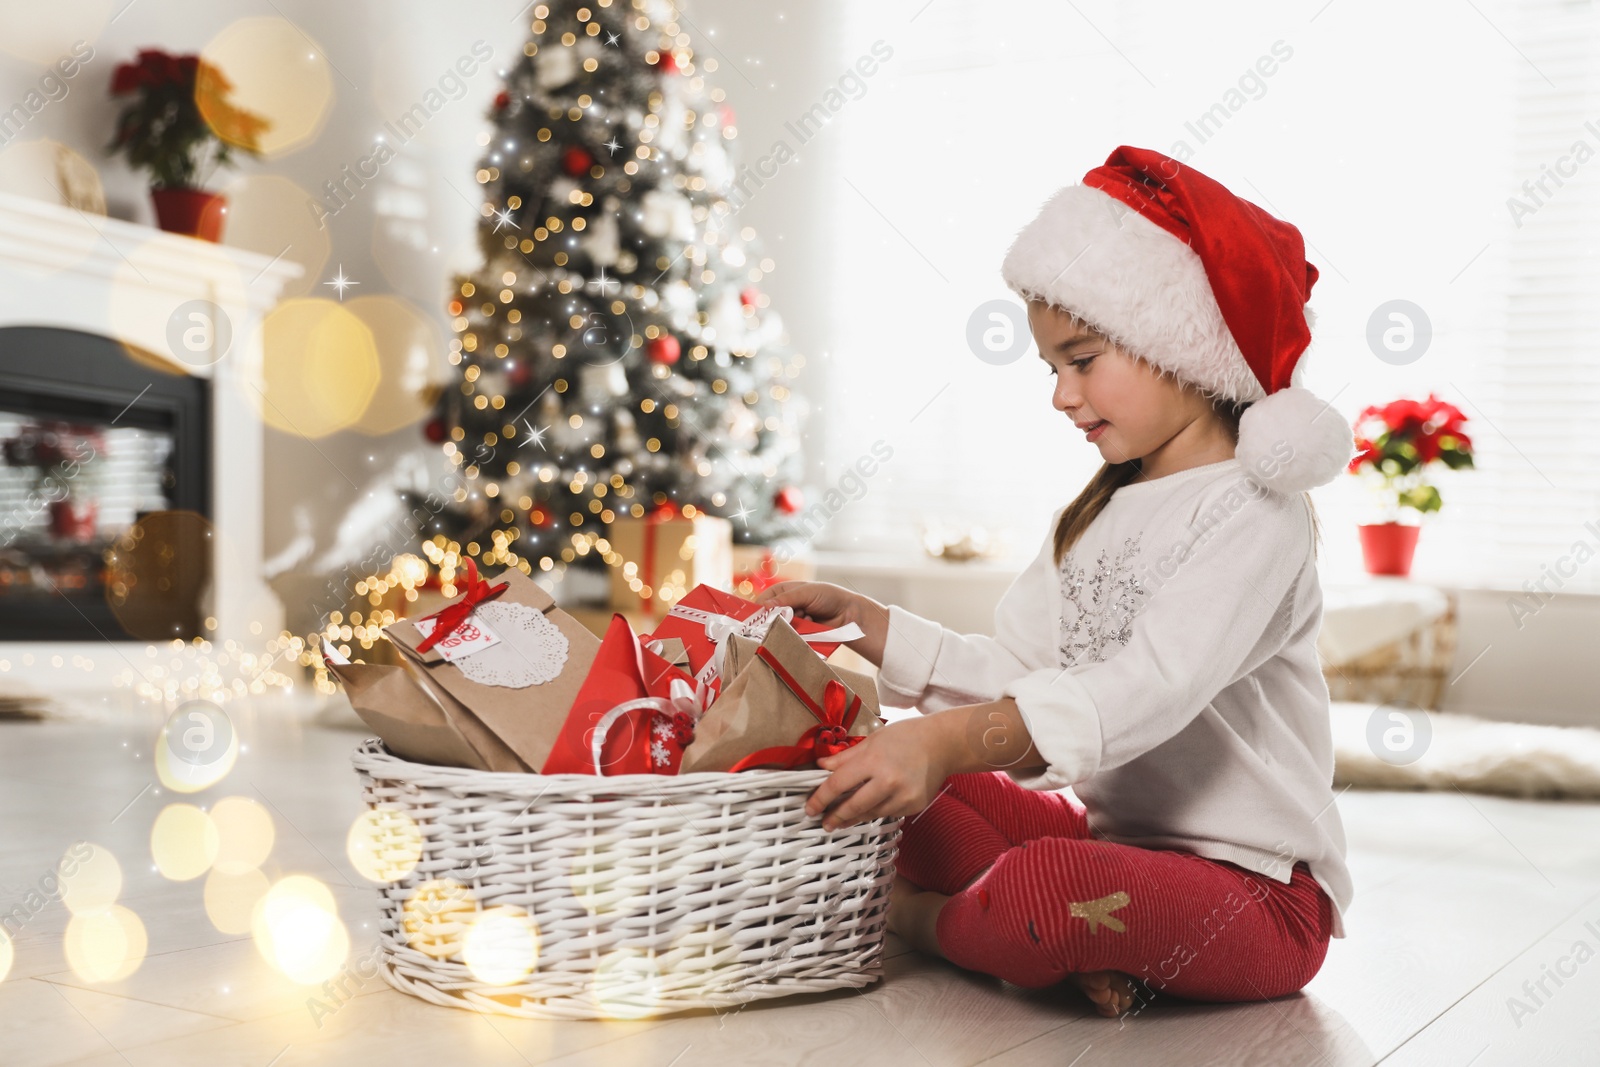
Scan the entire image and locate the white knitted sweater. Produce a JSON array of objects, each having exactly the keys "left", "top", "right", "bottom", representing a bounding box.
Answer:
[{"left": 878, "top": 457, "right": 1351, "bottom": 938}]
